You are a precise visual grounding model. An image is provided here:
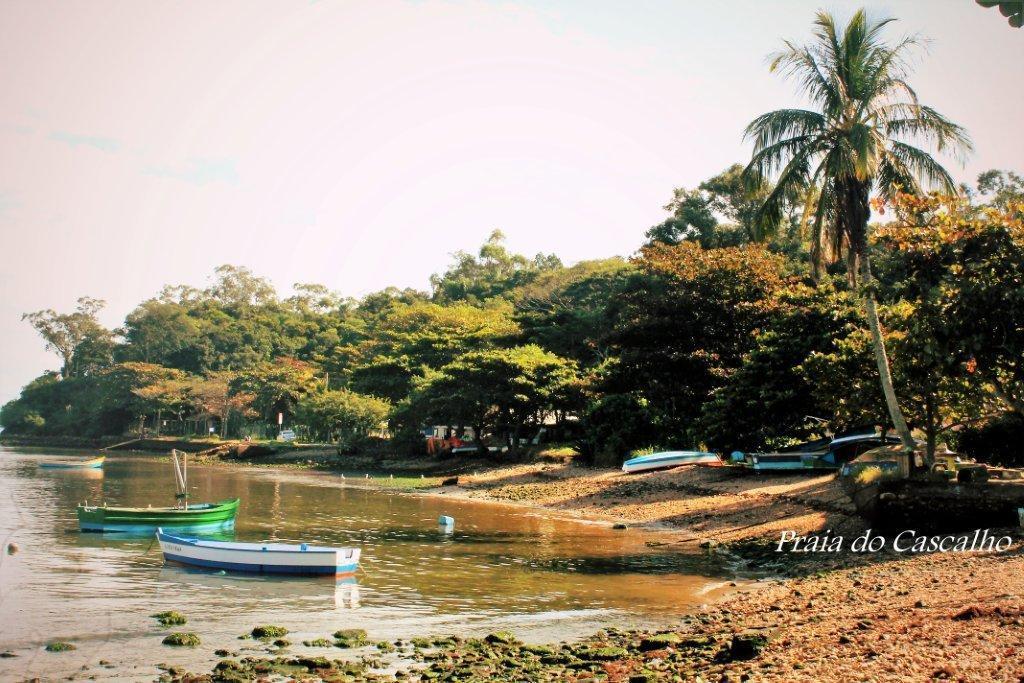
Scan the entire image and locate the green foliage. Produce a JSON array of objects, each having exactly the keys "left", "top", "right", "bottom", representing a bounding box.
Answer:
[
  {"left": 976, "top": 169, "right": 1024, "bottom": 212},
  {"left": 743, "top": 9, "right": 970, "bottom": 278},
  {"left": 604, "top": 242, "right": 786, "bottom": 447},
  {"left": 410, "top": 345, "right": 579, "bottom": 452},
  {"left": 700, "top": 285, "right": 863, "bottom": 452},
  {"left": 6, "top": 114, "right": 1022, "bottom": 470},
  {"left": 23, "top": 297, "right": 111, "bottom": 379},
  {"left": 957, "top": 413, "right": 1024, "bottom": 467},
  {"left": 513, "top": 258, "right": 634, "bottom": 366},
  {"left": 231, "top": 357, "right": 318, "bottom": 424},
  {"left": 976, "top": 0, "right": 1023, "bottom": 29},
  {"left": 430, "top": 229, "right": 561, "bottom": 304},
  {"left": 347, "top": 300, "right": 519, "bottom": 401},
  {"left": 575, "top": 392, "right": 653, "bottom": 464},
  {"left": 295, "top": 389, "right": 391, "bottom": 444},
  {"left": 645, "top": 164, "right": 801, "bottom": 251}
]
